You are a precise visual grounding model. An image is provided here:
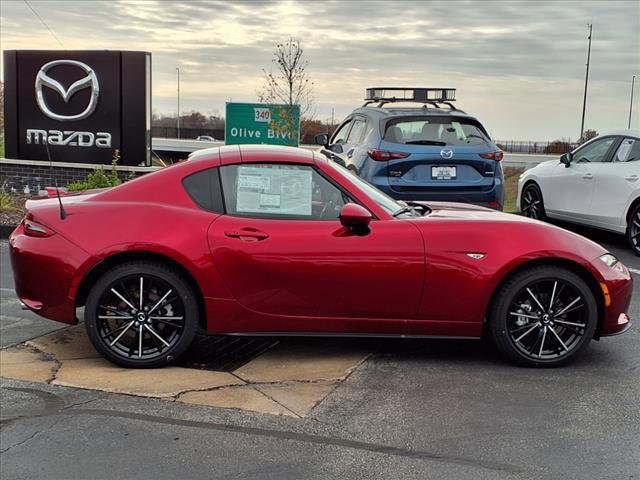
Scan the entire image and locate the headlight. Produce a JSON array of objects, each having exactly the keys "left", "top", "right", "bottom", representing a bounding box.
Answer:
[{"left": 599, "top": 254, "right": 628, "bottom": 274}]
